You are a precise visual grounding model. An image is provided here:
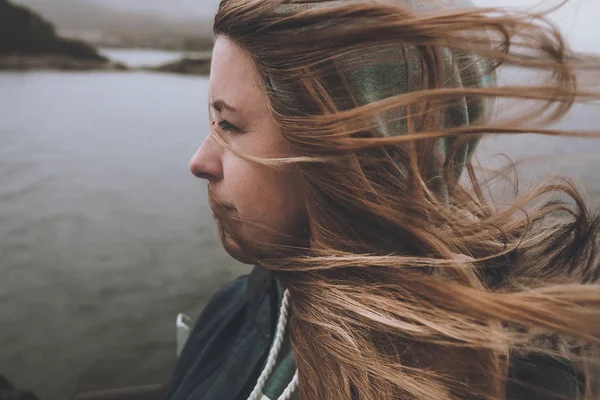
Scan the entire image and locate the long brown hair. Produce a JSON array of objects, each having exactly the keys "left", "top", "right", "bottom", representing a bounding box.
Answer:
[{"left": 213, "top": 0, "right": 600, "bottom": 398}]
